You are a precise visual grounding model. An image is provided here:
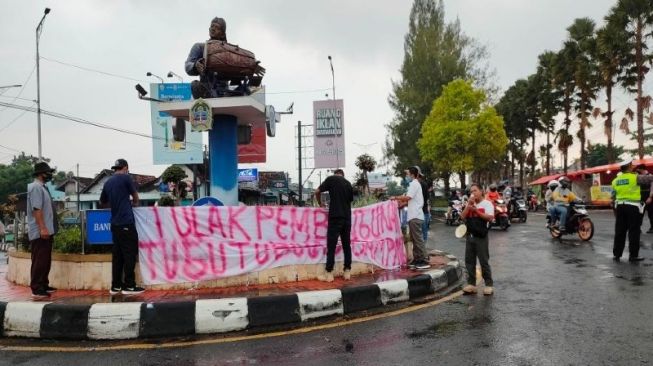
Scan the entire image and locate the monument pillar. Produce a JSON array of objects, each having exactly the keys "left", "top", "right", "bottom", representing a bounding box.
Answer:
[{"left": 209, "top": 114, "right": 238, "bottom": 205}]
